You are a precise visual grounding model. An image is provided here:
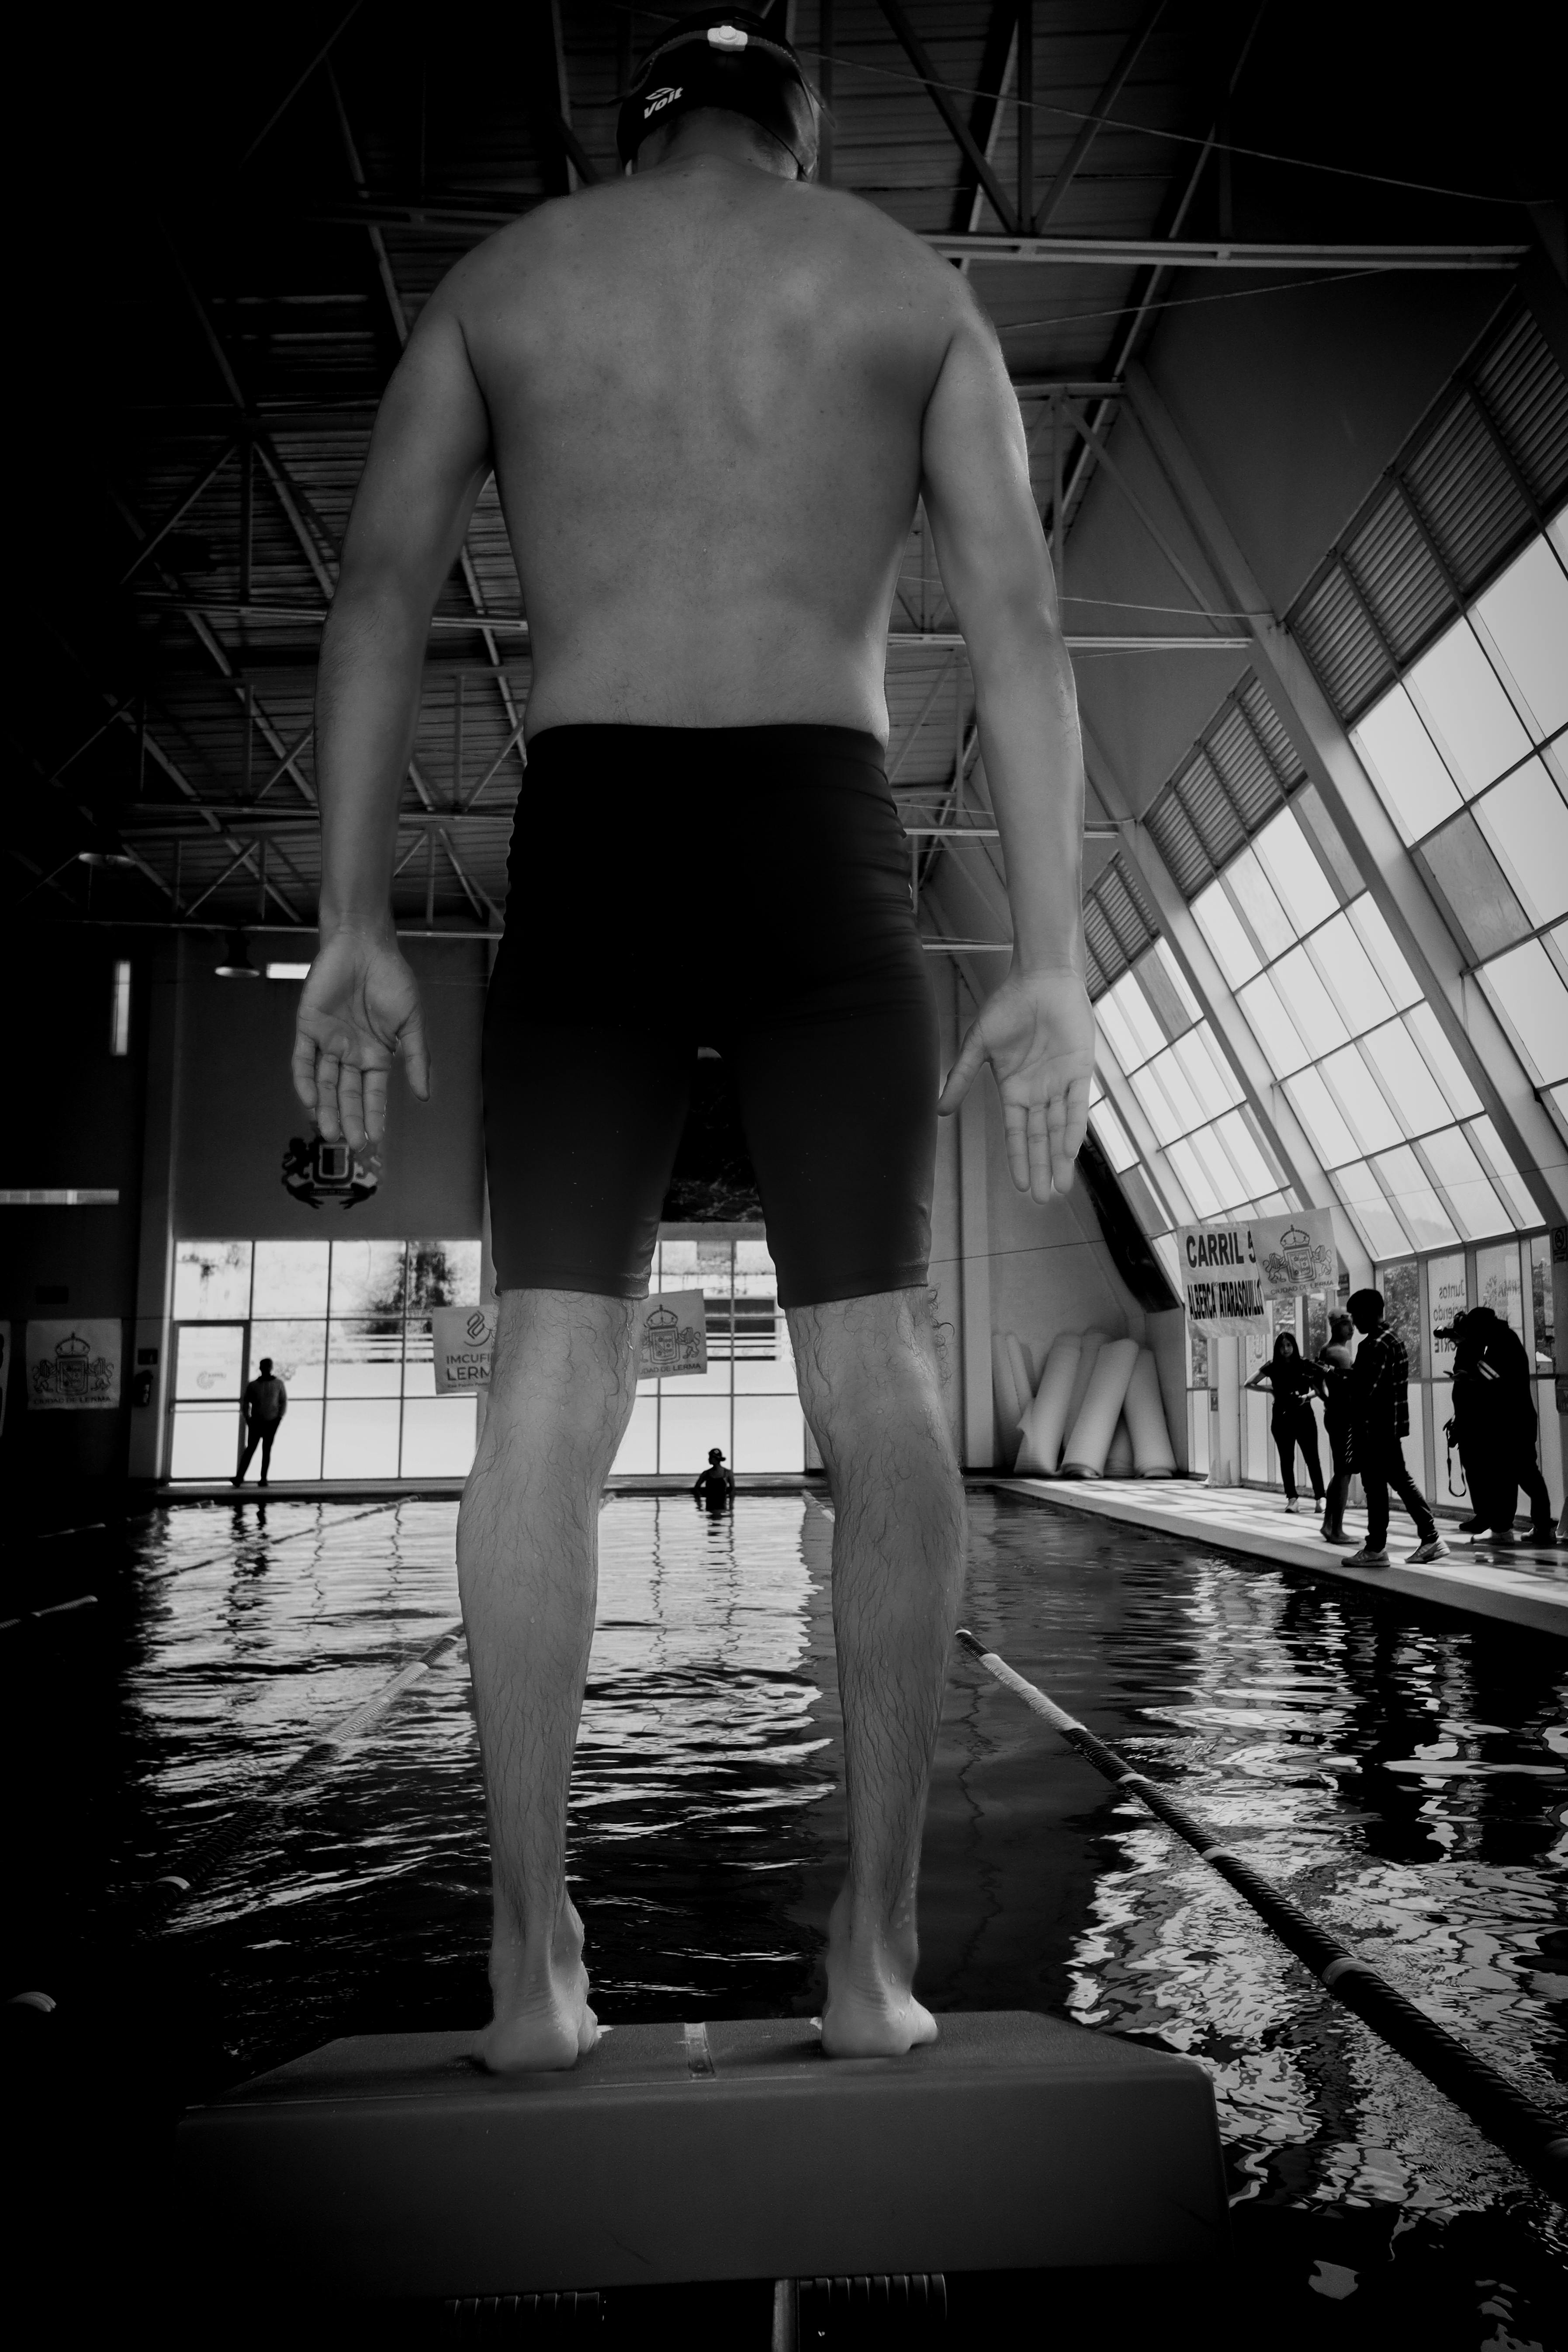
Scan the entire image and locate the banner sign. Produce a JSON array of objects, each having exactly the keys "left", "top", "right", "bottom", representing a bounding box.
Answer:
[
  {"left": 1178, "top": 1208, "right": 1336, "bottom": 1337},
  {"left": 636, "top": 1291, "right": 708, "bottom": 1381},
  {"left": 432, "top": 1304, "right": 498, "bottom": 1392},
  {"left": 429, "top": 1290, "right": 710, "bottom": 1394},
  {"left": 26, "top": 1320, "right": 123, "bottom": 1410},
  {"left": 0, "top": 1320, "right": 10, "bottom": 1438}
]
